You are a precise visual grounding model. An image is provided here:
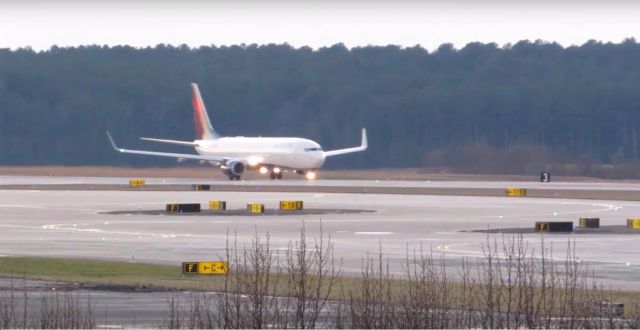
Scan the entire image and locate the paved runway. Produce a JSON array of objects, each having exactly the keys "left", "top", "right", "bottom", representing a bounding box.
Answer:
[
  {"left": 3, "top": 175, "right": 640, "bottom": 190},
  {"left": 2, "top": 176, "right": 640, "bottom": 290}
]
